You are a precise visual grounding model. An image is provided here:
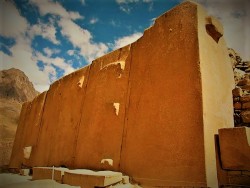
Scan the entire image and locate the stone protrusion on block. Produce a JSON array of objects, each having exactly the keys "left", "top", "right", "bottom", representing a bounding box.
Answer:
[
  {"left": 63, "top": 170, "right": 123, "bottom": 188},
  {"left": 219, "top": 127, "right": 250, "bottom": 171}
]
